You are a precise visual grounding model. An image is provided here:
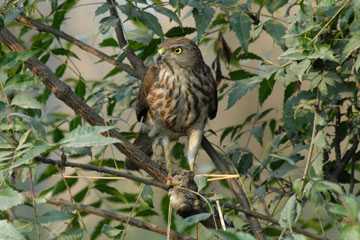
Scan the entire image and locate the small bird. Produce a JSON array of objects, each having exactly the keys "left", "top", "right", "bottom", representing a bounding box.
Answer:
[{"left": 126, "top": 37, "right": 218, "bottom": 173}]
